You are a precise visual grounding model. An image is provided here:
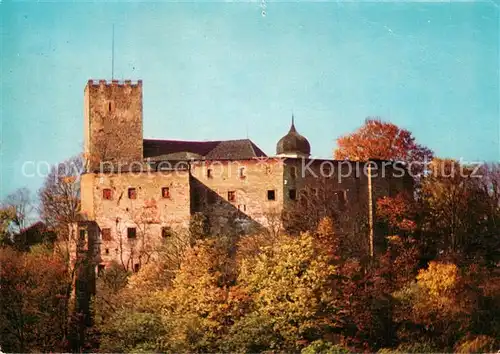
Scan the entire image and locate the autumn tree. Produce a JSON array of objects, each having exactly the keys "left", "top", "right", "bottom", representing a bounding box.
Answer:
[
  {"left": 468, "top": 162, "right": 500, "bottom": 265},
  {"left": 419, "top": 159, "right": 499, "bottom": 261},
  {"left": 2, "top": 187, "right": 34, "bottom": 236},
  {"left": 393, "top": 262, "right": 475, "bottom": 350},
  {"left": 228, "top": 225, "right": 341, "bottom": 352},
  {"left": 38, "top": 155, "right": 82, "bottom": 237},
  {"left": 92, "top": 261, "right": 166, "bottom": 353},
  {"left": 0, "top": 206, "right": 16, "bottom": 245},
  {"left": 159, "top": 239, "right": 242, "bottom": 352},
  {"left": 334, "top": 235, "right": 420, "bottom": 351},
  {"left": 334, "top": 118, "right": 433, "bottom": 176},
  {"left": 0, "top": 245, "right": 70, "bottom": 352}
]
